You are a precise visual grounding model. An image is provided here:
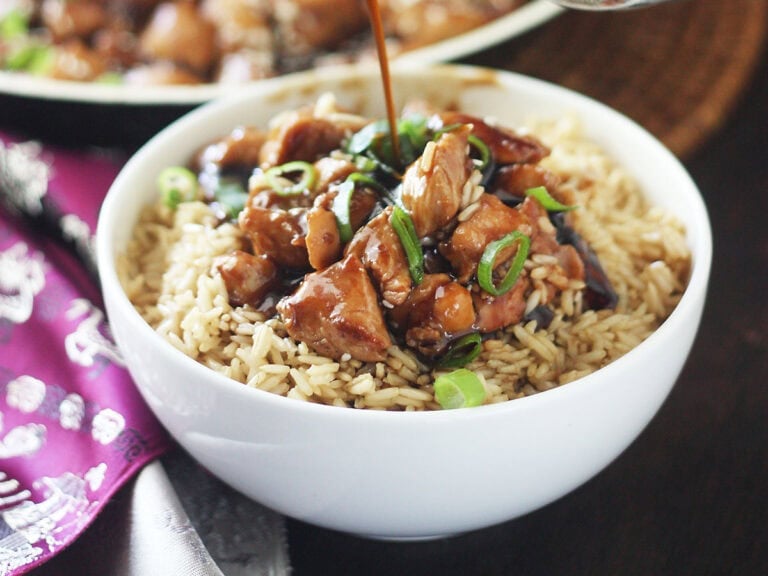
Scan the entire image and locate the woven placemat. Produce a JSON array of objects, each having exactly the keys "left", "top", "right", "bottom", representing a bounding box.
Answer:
[{"left": 464, "top": 0, "right": 767, "bottom": 158}]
